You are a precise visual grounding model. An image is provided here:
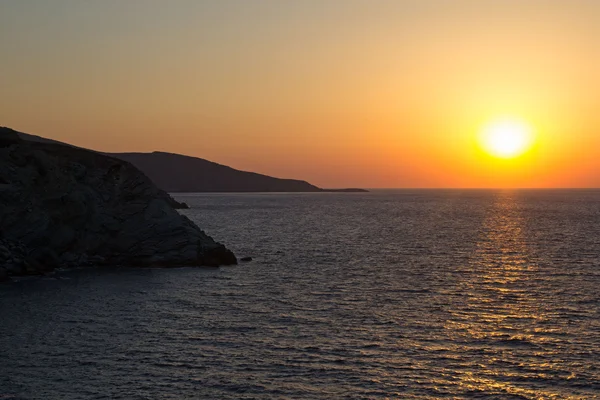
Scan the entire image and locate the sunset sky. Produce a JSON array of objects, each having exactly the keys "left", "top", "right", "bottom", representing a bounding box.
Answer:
[{"left": 1, "top": 0, "right": 598, "bottom": 188}]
